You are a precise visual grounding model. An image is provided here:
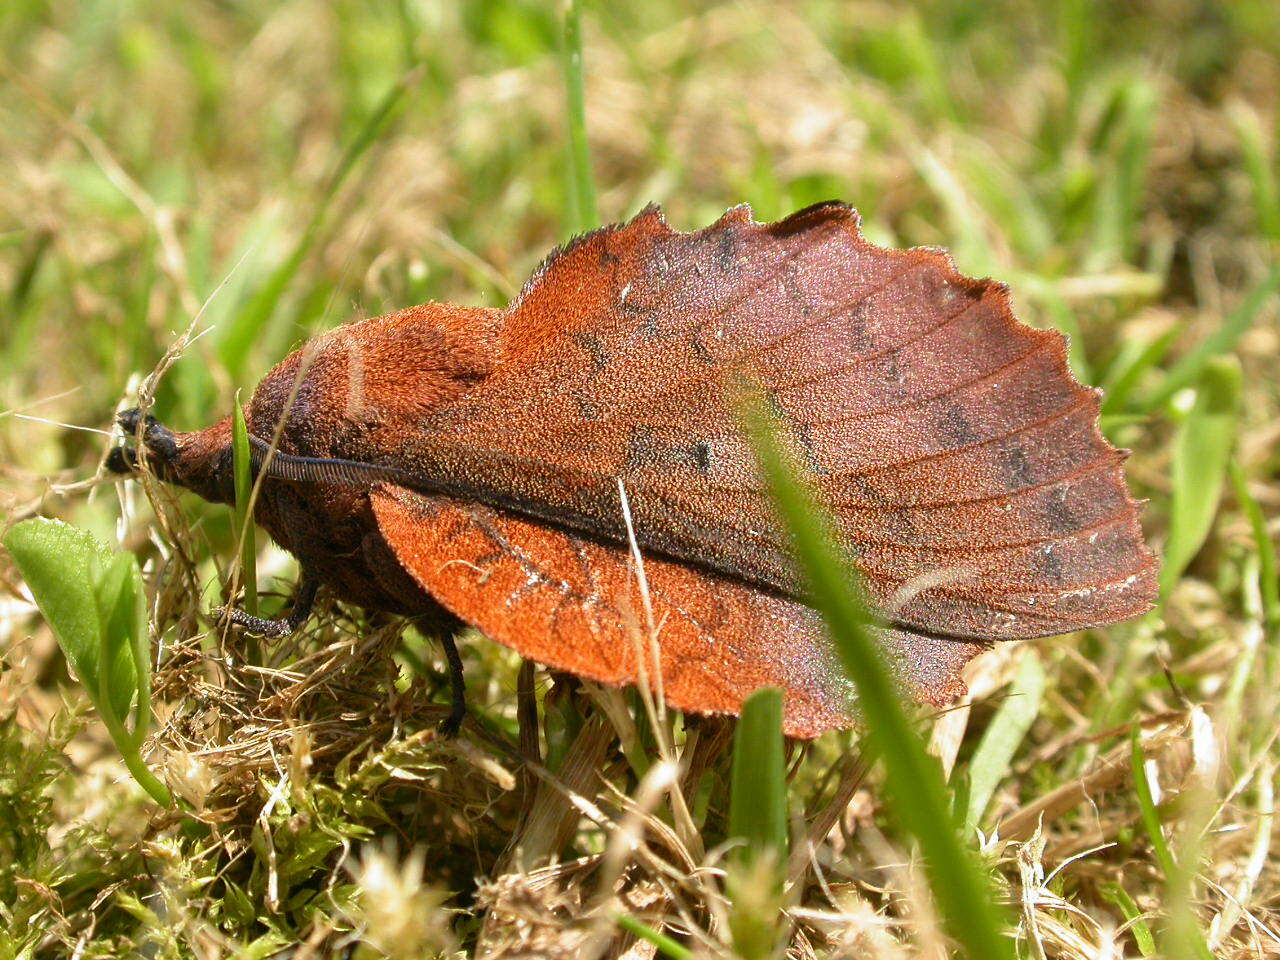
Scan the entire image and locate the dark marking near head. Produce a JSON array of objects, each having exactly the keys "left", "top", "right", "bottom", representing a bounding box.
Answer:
[
  {"left": 572, "top": 332, "right": 610, "bottom": 373},
  {"left": 769, "top": 200, "right": 854, "bottom": 237},
  {"left": 935, "top": 400, "right": 979, "bottom": 447}
]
